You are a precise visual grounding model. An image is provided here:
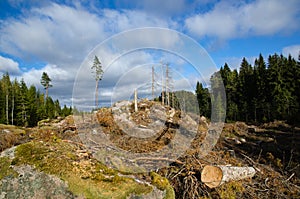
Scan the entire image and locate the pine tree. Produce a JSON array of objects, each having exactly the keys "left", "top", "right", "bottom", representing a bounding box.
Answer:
[
  {"left": 91, "top": 56, "right": 104, "bottom": 108},
  {"left": 40, "top": 72, "right": 52, "bottom": 99}
]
